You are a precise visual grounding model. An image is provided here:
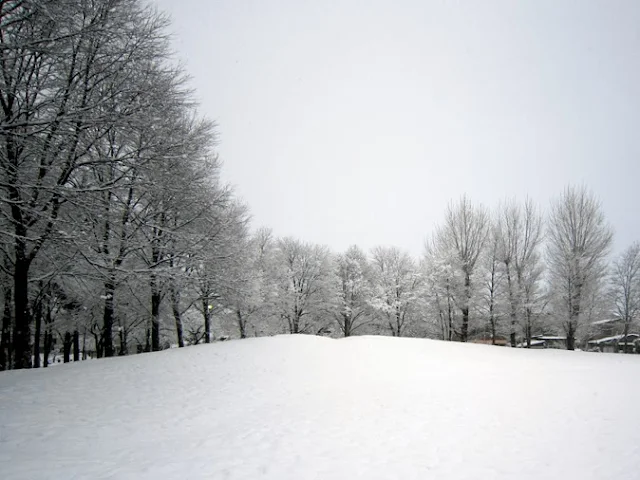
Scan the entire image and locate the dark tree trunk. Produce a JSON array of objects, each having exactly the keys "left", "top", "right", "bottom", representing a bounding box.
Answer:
[
  {"left": 73, "top": 330, "right": 80, "bottom": 361},
  {"left": 490, "top": 310, "right": 496, "bottom": 345},
  {"left": 566, "top": 282, "right": 582, "bottom": 351},
  {"left": 151, "top": 274, "right": 161, "bottom": 351},
  {"left": 202, "top": 297, "right": 211, "bottom": 343},
  {"left": 93, "top": 331, "right": 104, "bottom": 358},
  {"left": 447, "top": 301, "right": 453, "bottom": 341},
  {"left": 505, "top": 263, "right": 518, "bottom": 347},
  {"left": 13, "top": 257, "right": 32, "bottom": 369},
  {"left": 460, "top": 273, "right": 471, "bottom": 342},
  {"left": 43, "top": 302, "right": 52, "bottom": 367},
  {"left": 33, "top": 296, "right": 42, "bottom": 368},
  {"left": 0, "top": 286, "right": 12, "bottom": 371},
  {"left": 621, "top": 316, "right": 630, "bottom": 353},
  {"left": 43, "top": 329, "right": 52, "bottom": 367},
  {"left": 566, "top": 331, "right": 575, "bottom": 350},
  {"left": 171, "top": 286, "right": 184, "bottom": 347},
  {"left": 342, "top": 313, "right": 351, "bottom": 337},
  {"left": 565, "top": 321, "right": 576, "bottom": 350},
  {"left": 102, "top": 279, "right": 116, "bottom": 357},
  {"left": 236, "top": 310, "right": 246, "bottom": 339},
  {"left": 145, "top": 326, "right": 151, "bottom": 352},
  {"left": 63, "top": 332, "right": 72, "bottom": 363},
  {"left": 118, "top": 327, "right": 127, "bottom": 355},
  {"left": 460, "top": 307, "right": 469, "bottom": 342}
]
